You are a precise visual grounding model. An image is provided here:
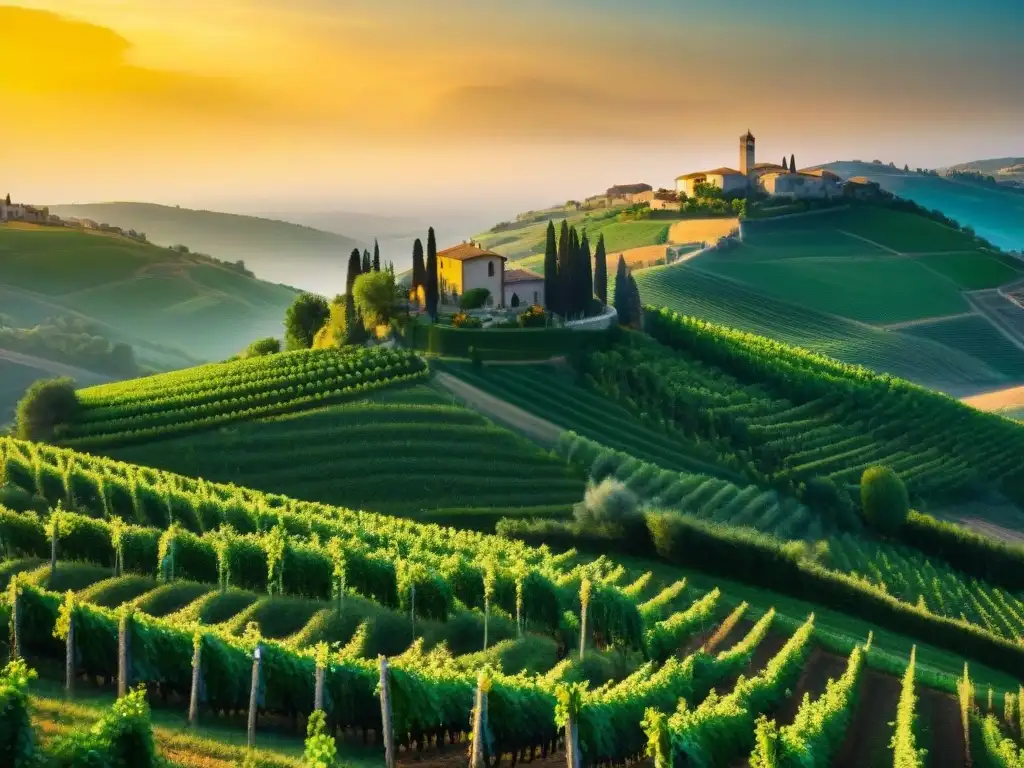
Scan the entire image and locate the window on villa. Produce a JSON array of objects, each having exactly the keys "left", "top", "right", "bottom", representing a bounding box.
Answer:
[{"left": 488, "top": 262, "right": 495, "bottom": 277}]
